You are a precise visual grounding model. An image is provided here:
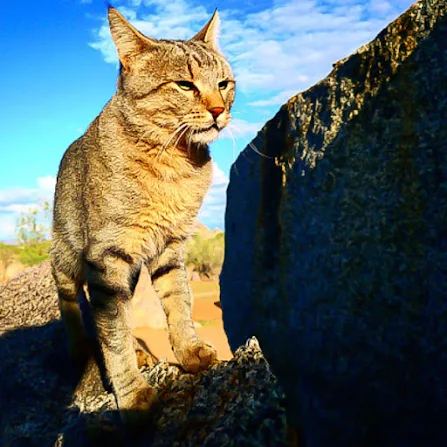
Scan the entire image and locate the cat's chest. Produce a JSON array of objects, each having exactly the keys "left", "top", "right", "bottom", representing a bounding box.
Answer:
[
  {"left": 139, "top": 163, "right": 212, "bottom": 234},
  {"left": 157, "top": 175, "right": 209, "bottom": 215}
]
